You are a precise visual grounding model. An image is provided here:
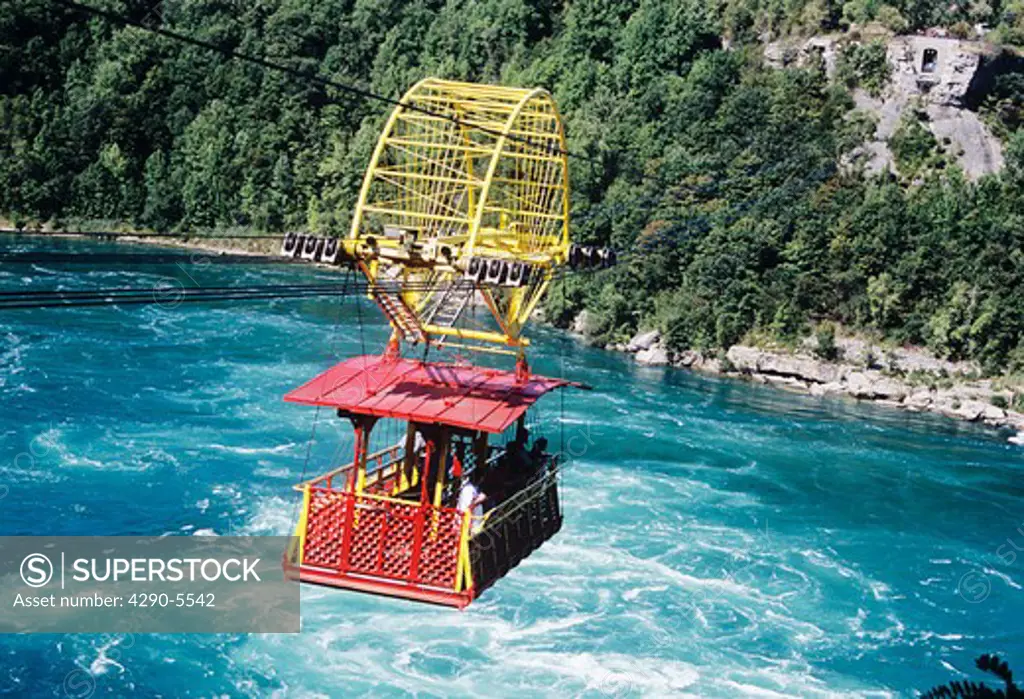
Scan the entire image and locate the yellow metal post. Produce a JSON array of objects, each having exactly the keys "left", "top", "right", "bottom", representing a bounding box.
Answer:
[
  {"left": 292, "top": 485, "right": 311, "bottom": 566},
  {"left": 454, "top": 510, "right": 473, "bottom": 593}
]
